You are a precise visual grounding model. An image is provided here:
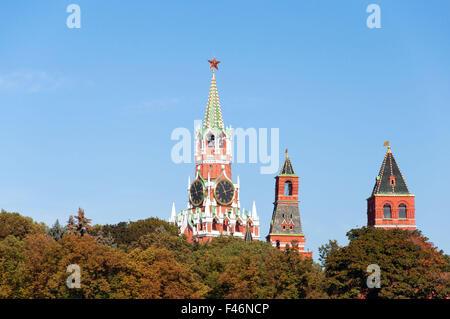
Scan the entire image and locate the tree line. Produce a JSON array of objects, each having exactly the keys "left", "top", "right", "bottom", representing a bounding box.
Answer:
[{"left": 0, "top": 209, "right": 448, "bottom": 299}]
